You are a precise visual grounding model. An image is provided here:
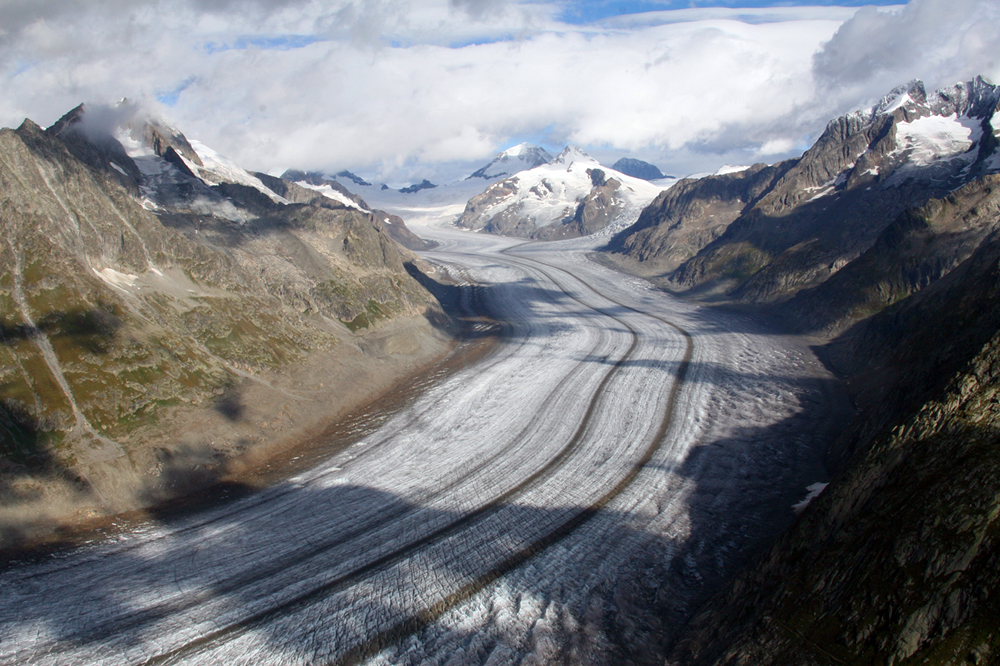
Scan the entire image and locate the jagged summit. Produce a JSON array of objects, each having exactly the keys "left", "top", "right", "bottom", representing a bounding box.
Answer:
[
  {"left": 467, "top": 143, "right": 553, "bottom": 180},
  {"left": 399, "top": 179, "right": 437, "bottom": 194},
  {"left": 335, "top": 170, "right": 372, "bottom": 187},
  {"left": 552, "top": 145, "right": 597, "bottom": 167}
]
